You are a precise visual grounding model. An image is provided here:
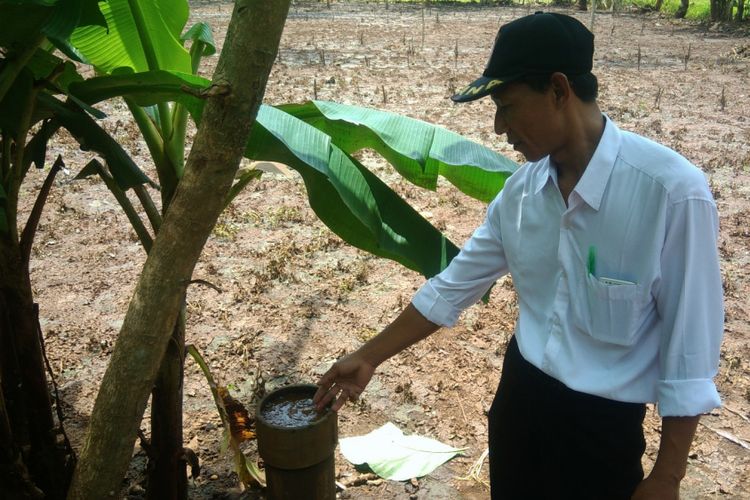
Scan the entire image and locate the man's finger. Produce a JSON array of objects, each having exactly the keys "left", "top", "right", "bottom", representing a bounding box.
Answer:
[
  {"left": 331, "top": 390, "right": 349, "bottom": 412},
  {"left": 314, "top": 385, "right": 339, "bottom": 410},
  {"left": 313, "top": 367, "right": 338, "bottom": 404},
  {"left": 313, "top": 384, "right": 329, "bottom": 405}
]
